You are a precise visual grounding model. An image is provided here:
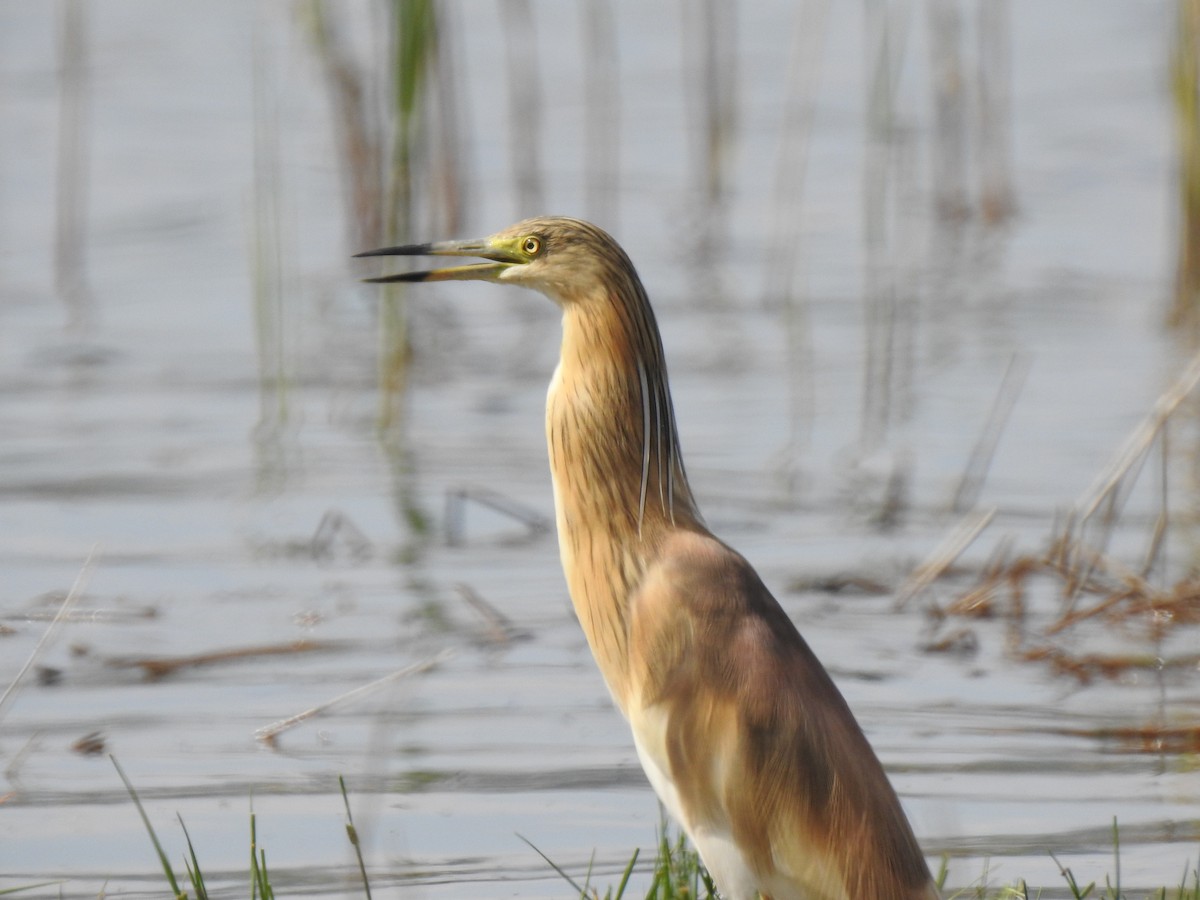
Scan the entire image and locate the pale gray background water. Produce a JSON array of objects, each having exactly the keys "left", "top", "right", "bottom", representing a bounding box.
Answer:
[{"left": 1, "top": 2, "right": 1198, "bottom": 896}]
